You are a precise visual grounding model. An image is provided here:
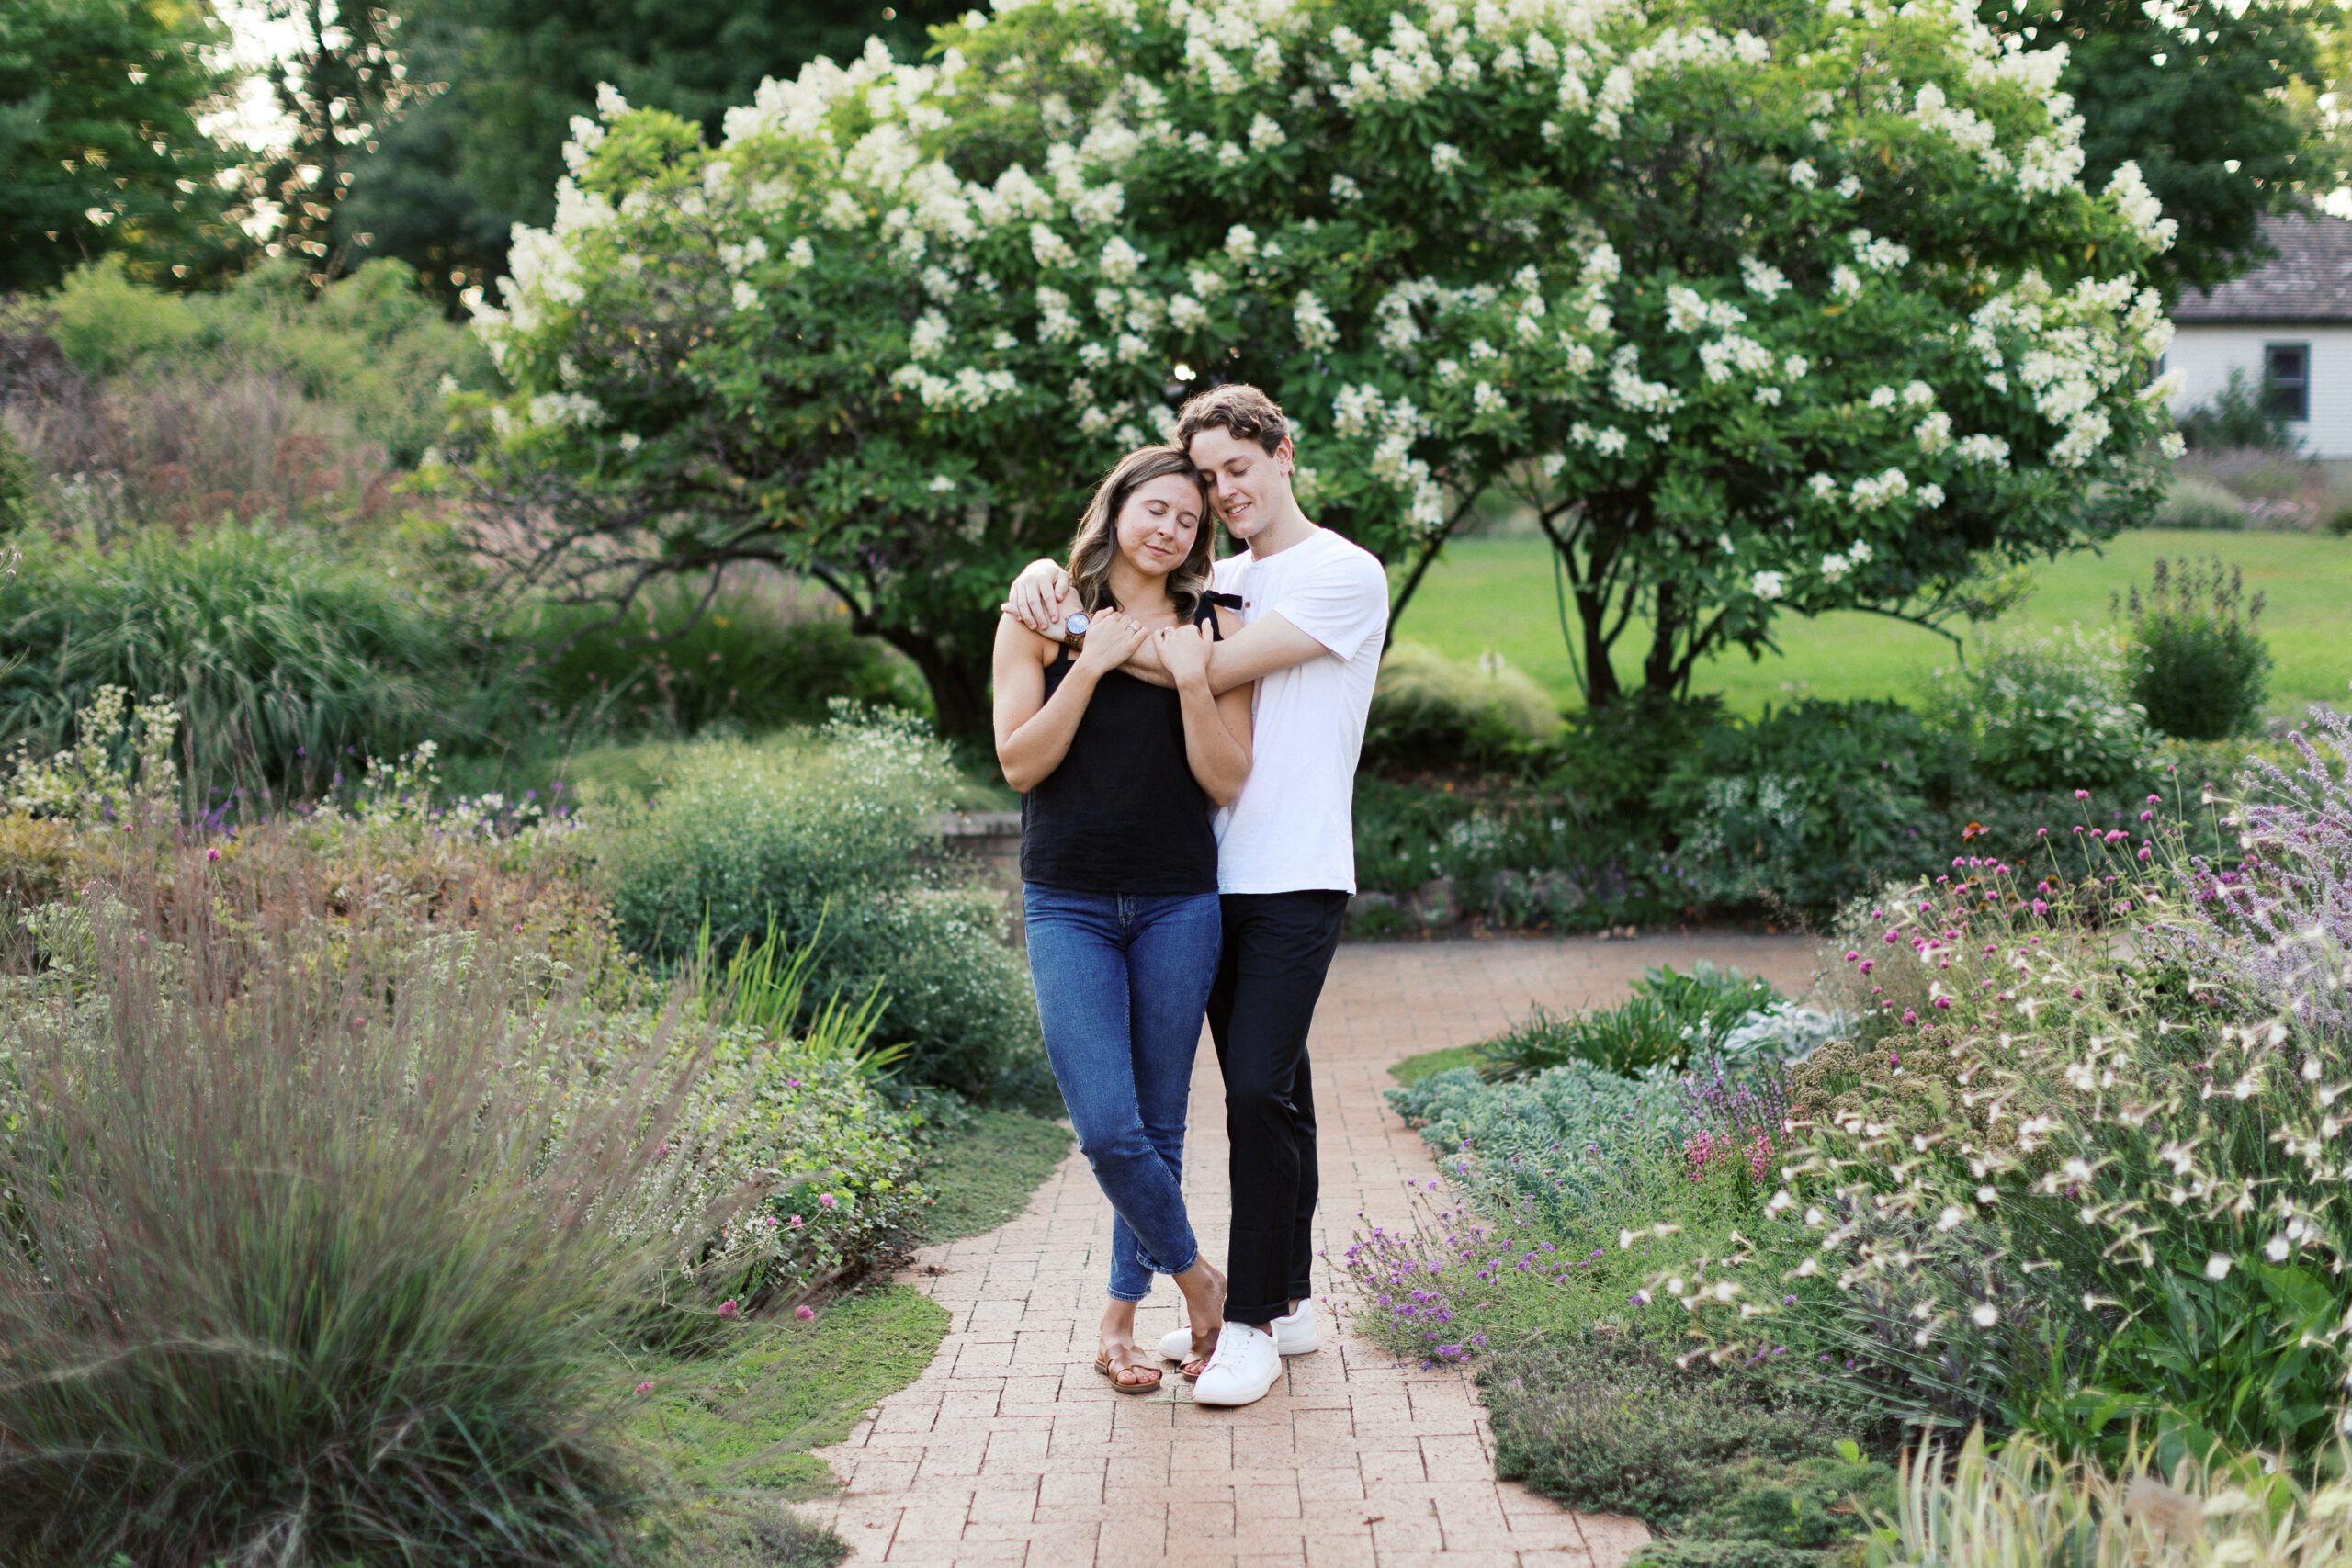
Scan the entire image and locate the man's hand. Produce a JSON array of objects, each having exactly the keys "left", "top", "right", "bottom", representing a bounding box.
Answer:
[
  {"left": 1002, "top": 558, "right": 1073, "bottom": 637},
  {"left": 1156, "top": 622, "right": 1215, "bottom": 690}
]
